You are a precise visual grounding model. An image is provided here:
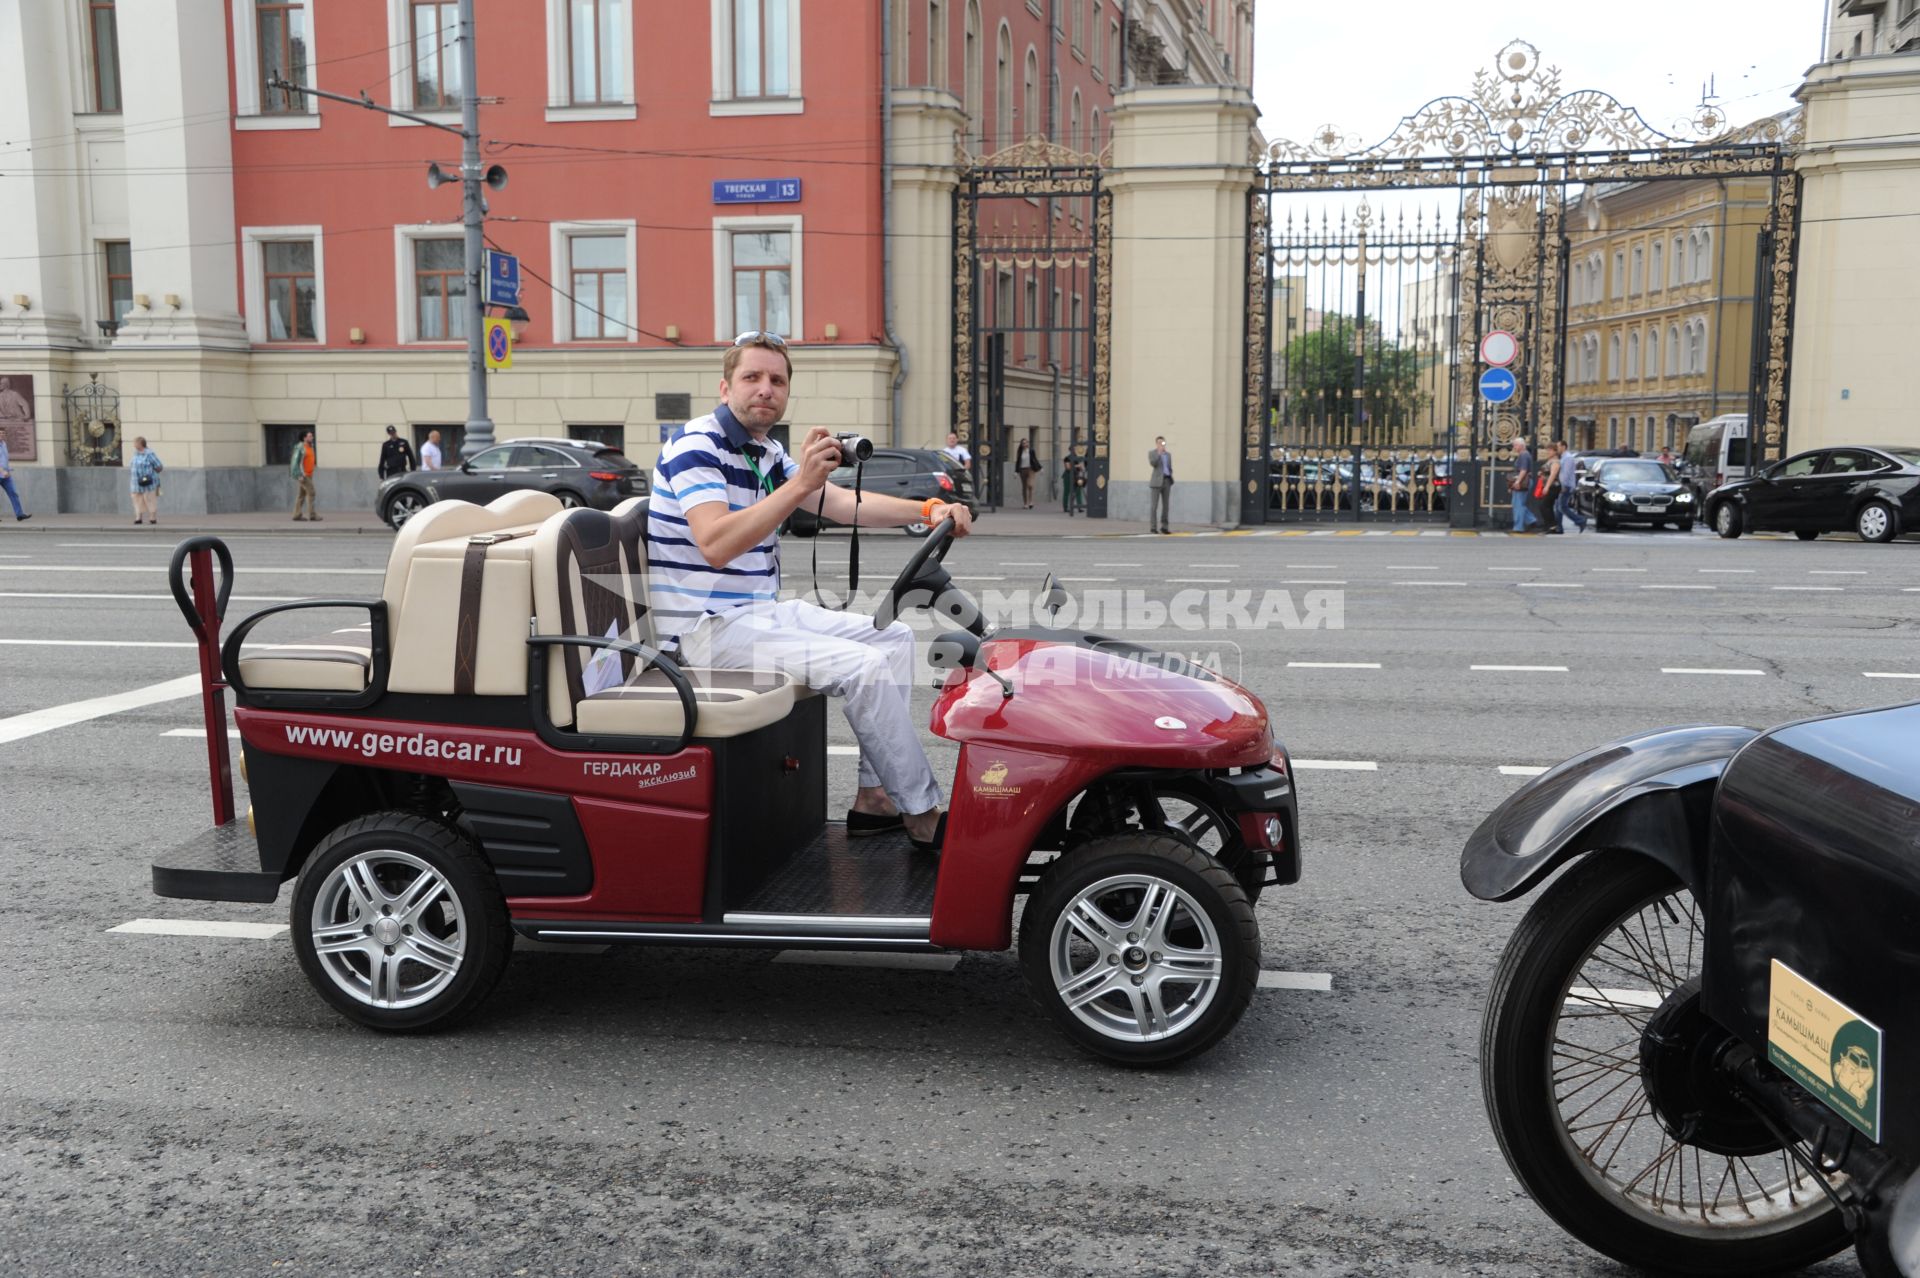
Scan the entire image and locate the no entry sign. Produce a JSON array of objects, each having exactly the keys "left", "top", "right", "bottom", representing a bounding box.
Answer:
[{"left": 1479, "top": 330, "right": 1519, "bottom": 367}]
